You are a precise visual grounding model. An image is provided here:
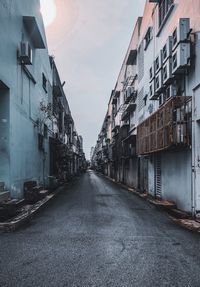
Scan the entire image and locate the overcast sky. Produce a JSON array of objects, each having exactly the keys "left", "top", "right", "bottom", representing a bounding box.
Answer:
[{"left": 43, "top": 0, "right": 146, "bottom": 159}]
